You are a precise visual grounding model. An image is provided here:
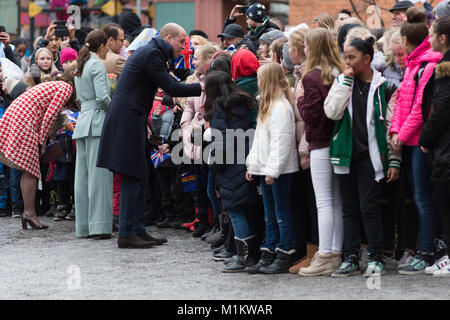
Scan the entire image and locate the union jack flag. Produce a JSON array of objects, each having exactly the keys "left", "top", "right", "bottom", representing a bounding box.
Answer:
[
  {"left": 150, "top": 150, "right": 171, "bottom": 169},
  {"left": 174, "top": 37, "right": 194, "bottom": 69}
]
